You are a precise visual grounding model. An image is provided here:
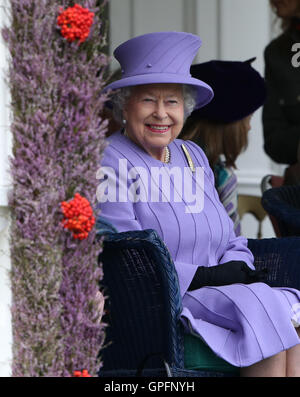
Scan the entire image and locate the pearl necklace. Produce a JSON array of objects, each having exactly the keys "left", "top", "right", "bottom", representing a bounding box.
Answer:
[
  {"left": 124, "top": 129, "right": 170, "bottom": 163},
  {"left": 164, "top": 146, "right": 170, "bottom": 164}
]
